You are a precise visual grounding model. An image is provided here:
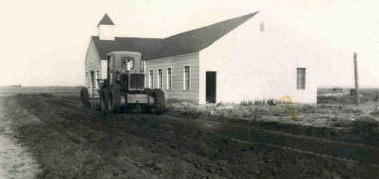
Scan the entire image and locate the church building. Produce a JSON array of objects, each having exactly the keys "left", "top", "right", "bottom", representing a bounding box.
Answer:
[{"left": 85, "top": 13, "right": 320, "bottom": 104}]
